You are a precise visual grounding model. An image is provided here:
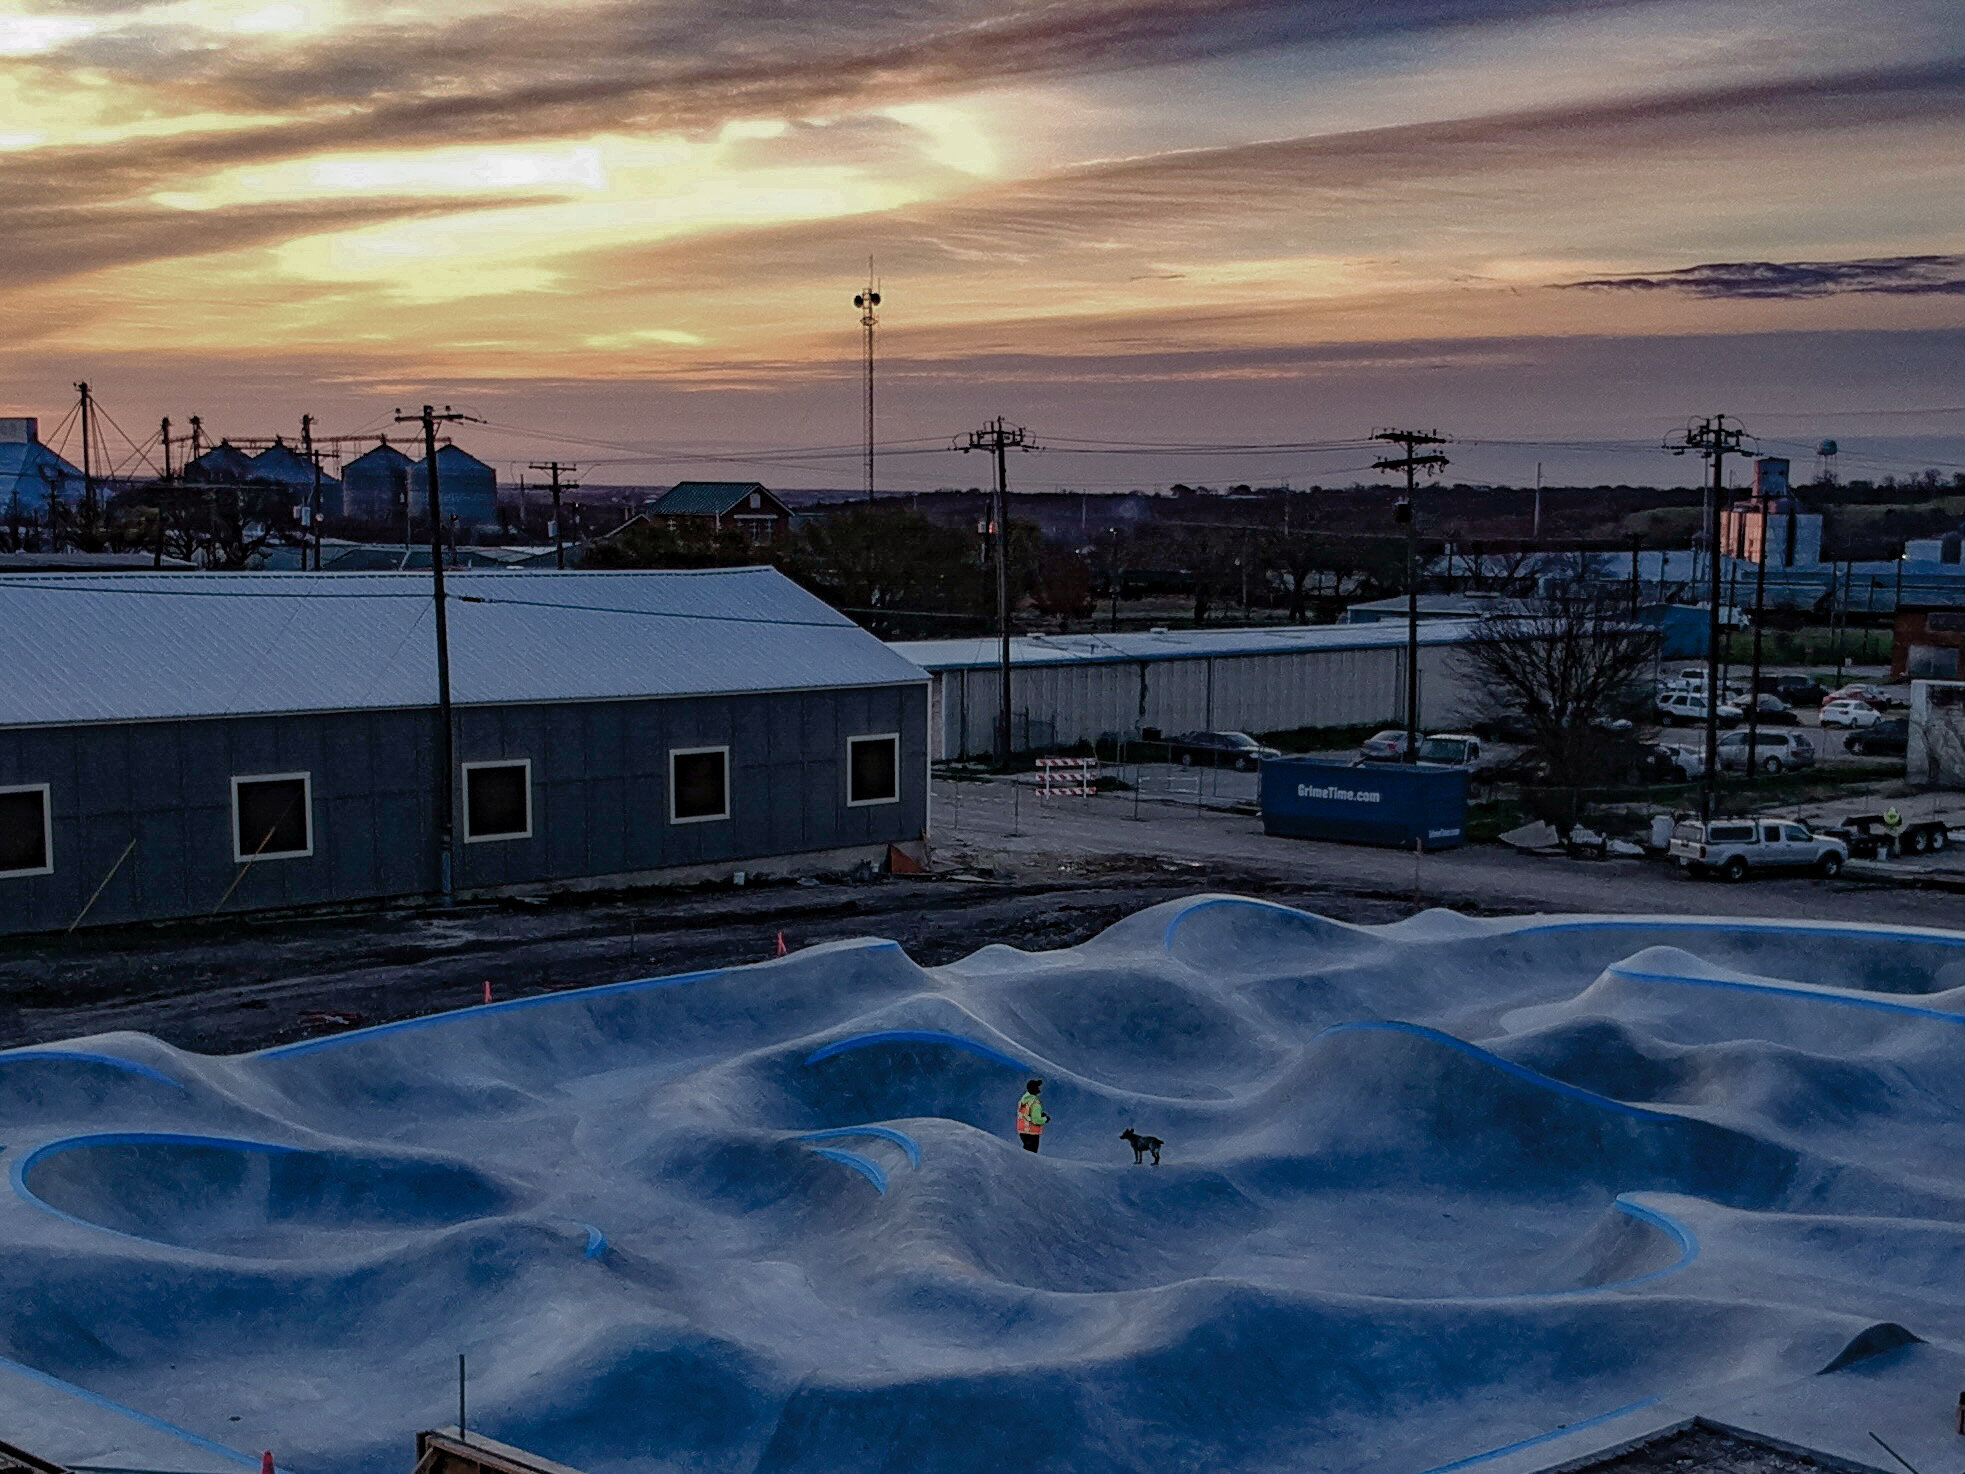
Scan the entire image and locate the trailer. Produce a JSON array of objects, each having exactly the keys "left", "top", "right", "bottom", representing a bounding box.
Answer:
[{"left": 1827, "top": 811, "right": 1952, "bottom": 858}]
